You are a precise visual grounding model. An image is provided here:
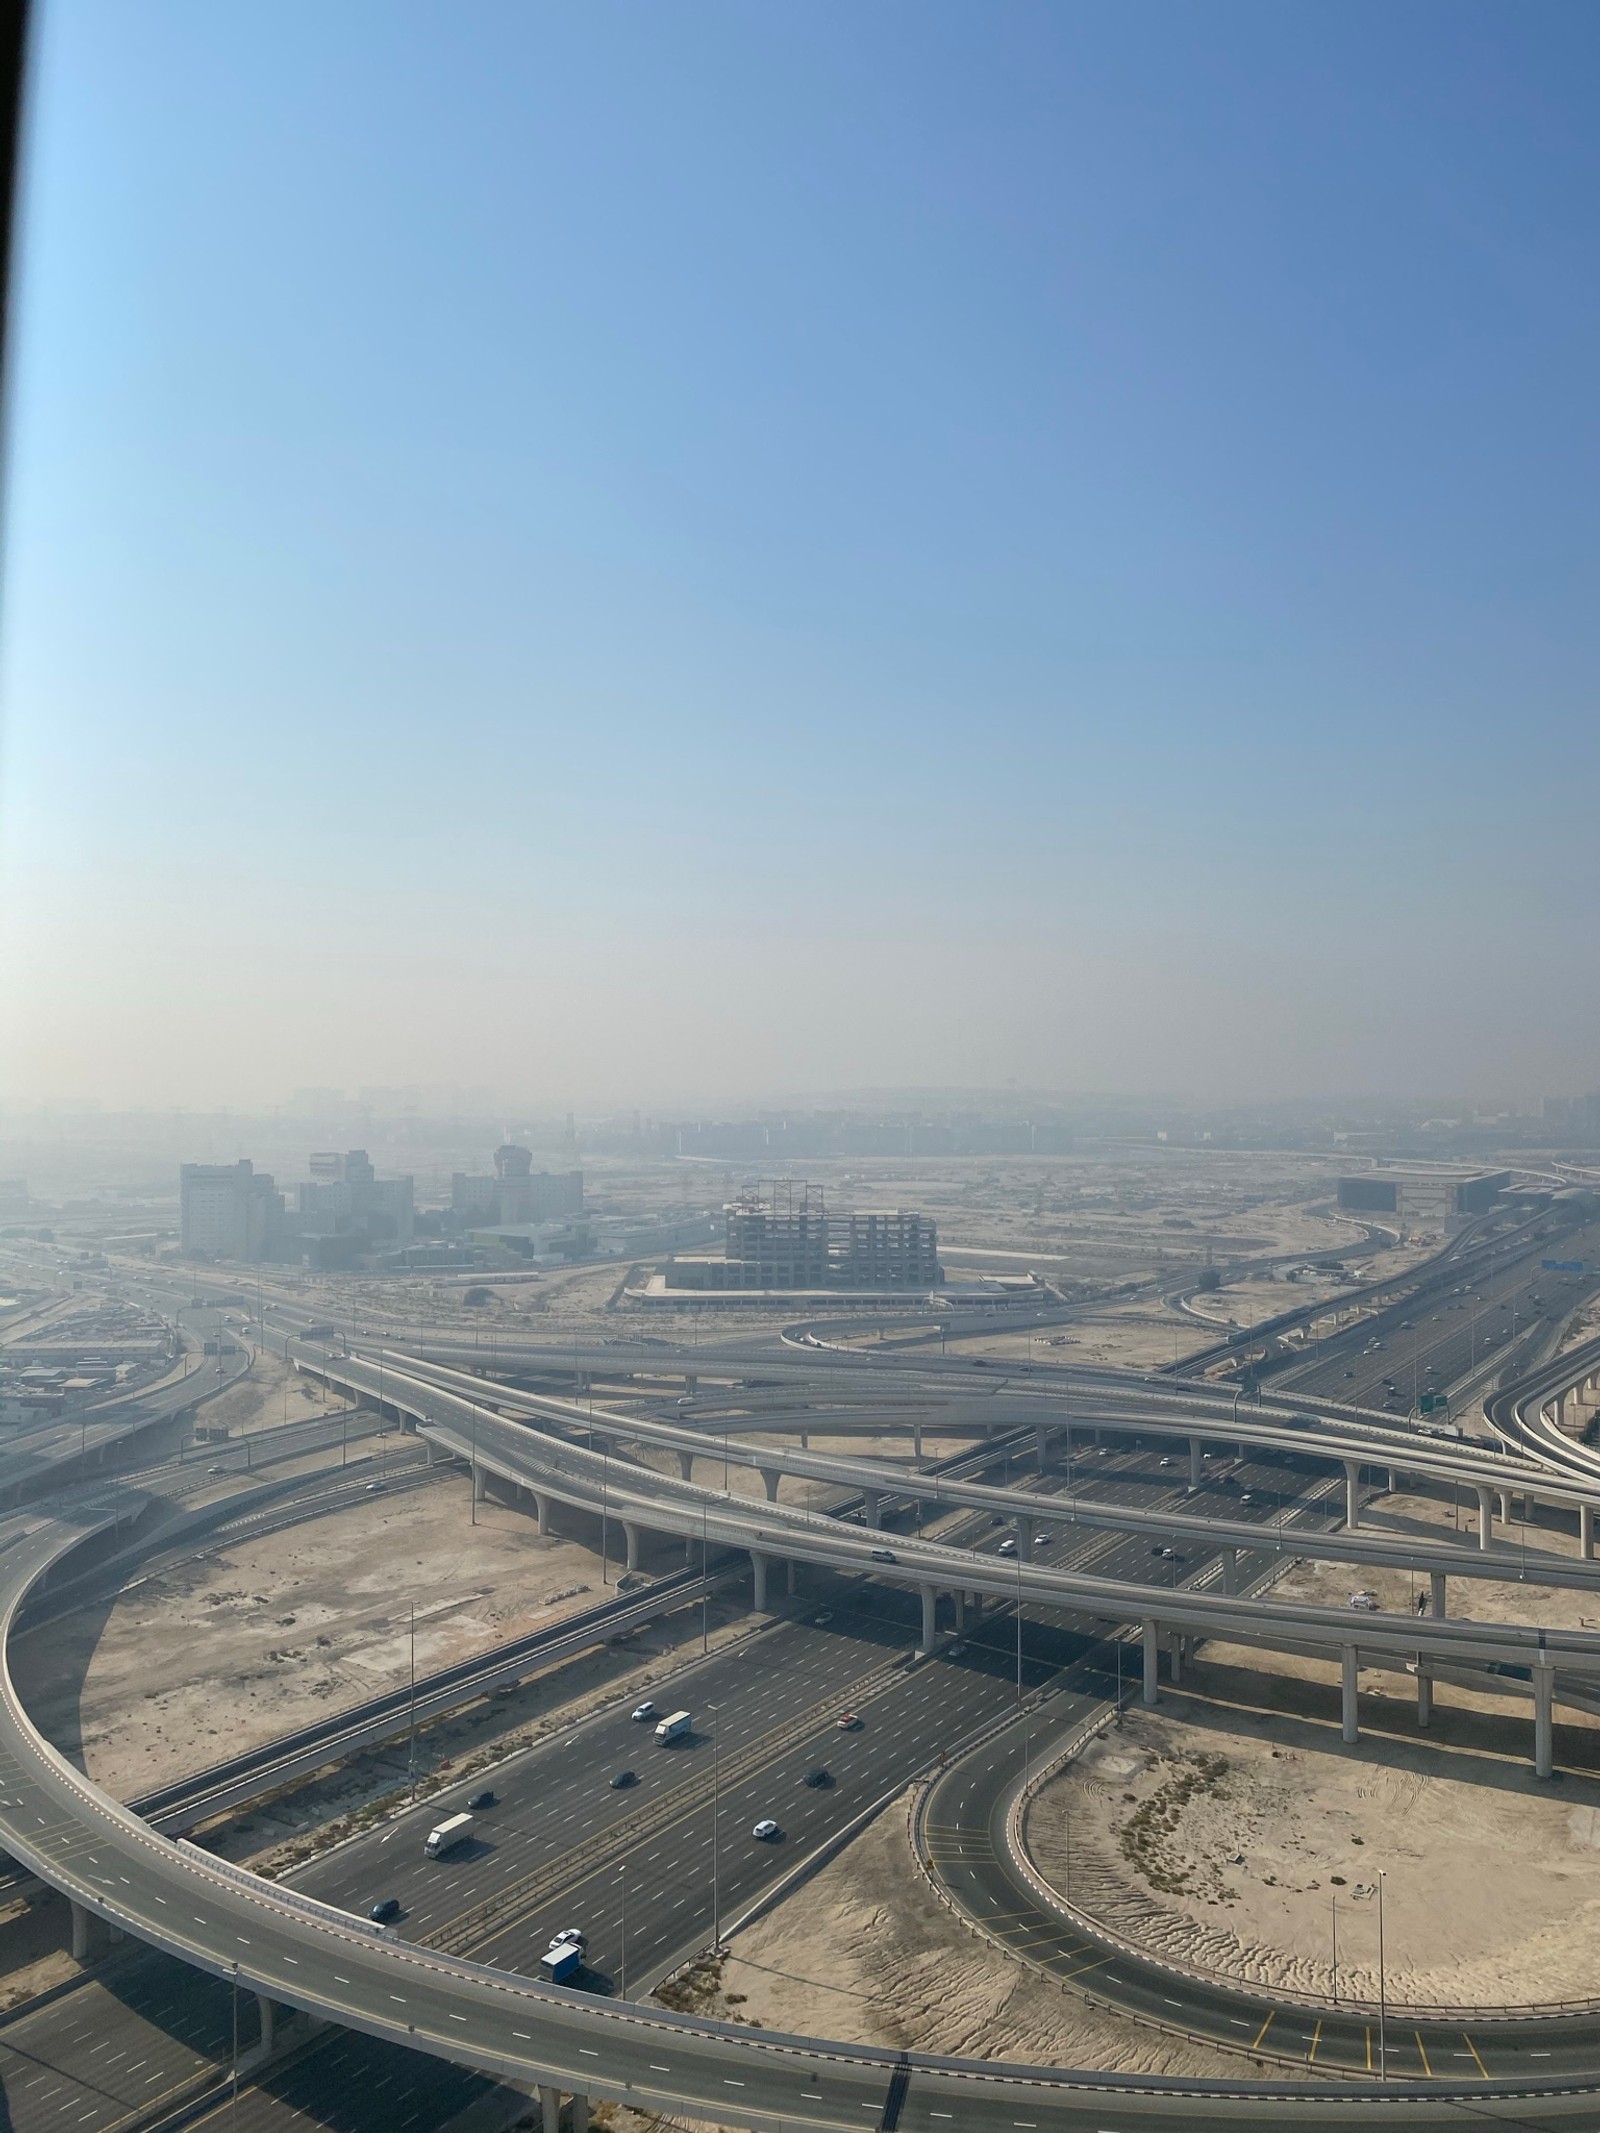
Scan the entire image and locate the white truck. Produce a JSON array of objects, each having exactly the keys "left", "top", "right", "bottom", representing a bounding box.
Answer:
[
  {"left": 653, "top": 1709, "right": 692, "bottom": 1744},
  {"left": 424, "top": 1811, "right": 474, "bottom": 1858}
]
